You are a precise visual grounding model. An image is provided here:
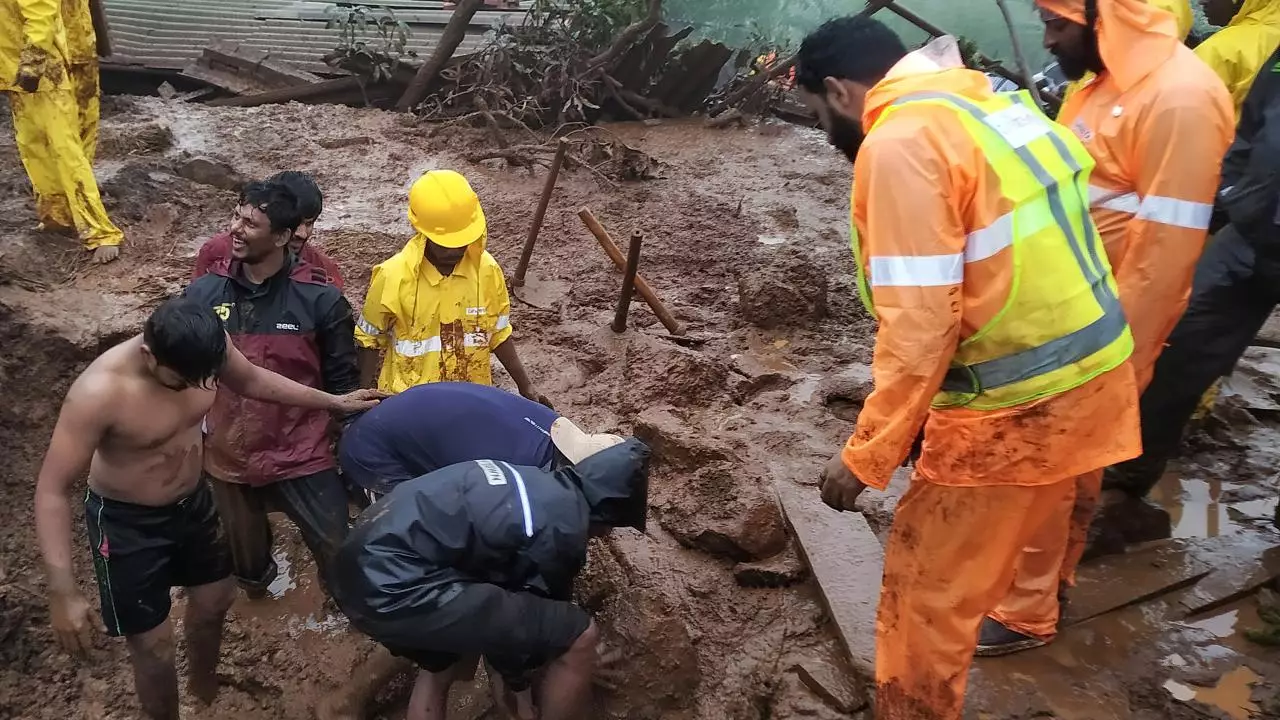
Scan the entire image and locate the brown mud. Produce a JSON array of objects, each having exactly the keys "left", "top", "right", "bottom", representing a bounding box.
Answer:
[{"left": 0, "top": 95, "right": 1279, "bottom": 720}]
